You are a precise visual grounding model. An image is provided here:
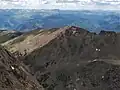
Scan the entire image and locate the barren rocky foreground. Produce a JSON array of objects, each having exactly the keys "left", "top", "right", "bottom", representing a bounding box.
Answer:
[
  {"left": 0, "top": 46, "right": 44, "bottom": 90},
  {"left": 1, "top": 26, "right": 120, "bottom": 90}
]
